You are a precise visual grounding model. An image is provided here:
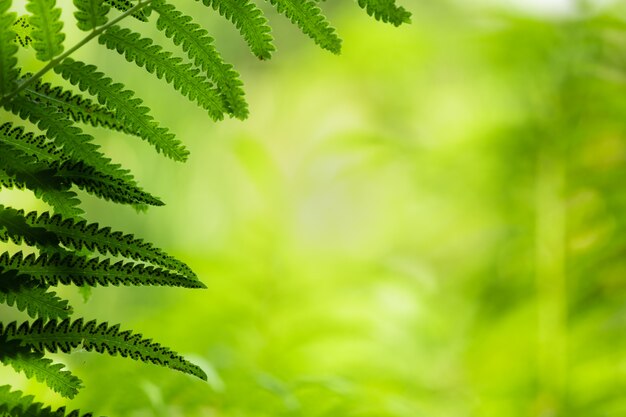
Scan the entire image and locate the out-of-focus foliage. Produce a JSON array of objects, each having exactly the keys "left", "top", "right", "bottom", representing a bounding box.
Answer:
[{"left": 2, "top": 0, "right": 626, "bottom": 416}]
